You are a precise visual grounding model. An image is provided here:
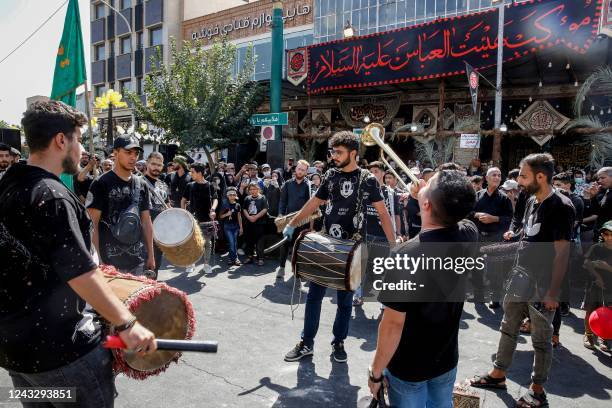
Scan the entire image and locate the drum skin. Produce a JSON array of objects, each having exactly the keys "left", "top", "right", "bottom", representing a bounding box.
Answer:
[
  {"left": 153, "top": 208, "right": 205, "bottom": 267},
  {"left": 101, "top": 265, "right": 196, "bottom": 380},
  {"left": 291, "top": 231, "right": 362, "bottom": 291}
]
